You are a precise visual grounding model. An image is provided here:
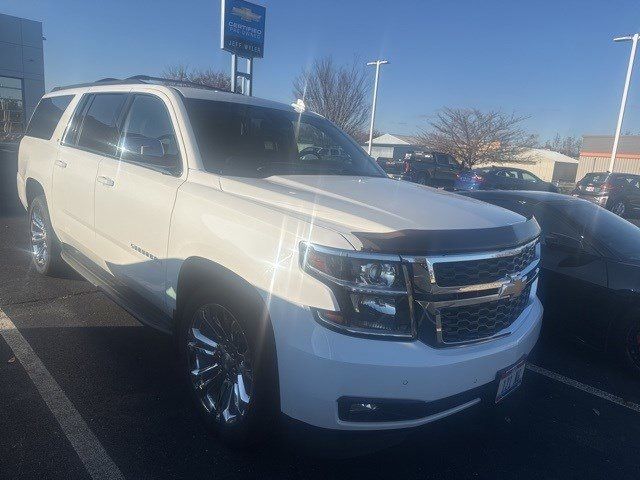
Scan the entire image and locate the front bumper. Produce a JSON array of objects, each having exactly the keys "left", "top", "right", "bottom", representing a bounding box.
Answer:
[{"left": 269, "top": 295, "right": 543, "bottom": 430}]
